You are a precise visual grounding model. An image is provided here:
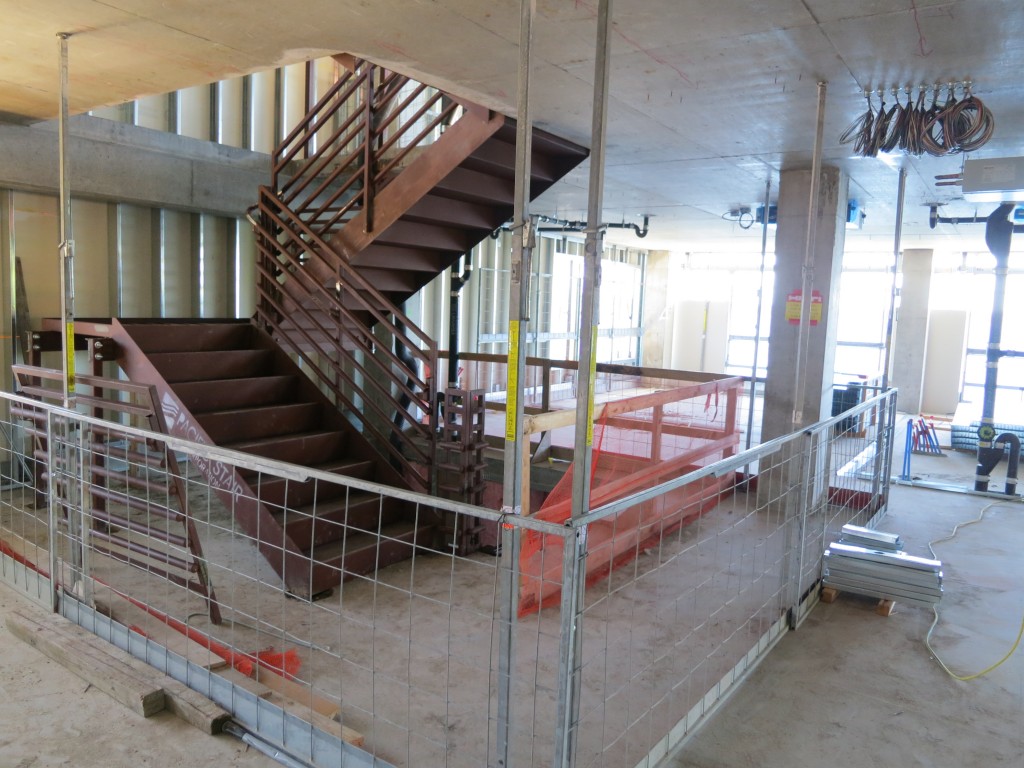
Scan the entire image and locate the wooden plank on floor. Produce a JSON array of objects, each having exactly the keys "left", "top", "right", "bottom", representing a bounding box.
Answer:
[
  {"left": 254, "top": 668, "right": 364, "bottom": 747},
  {"left": 7, "top": 602, "right": 233, "bottom": 733},
  {"left": 218, "top": 667, "right": 272, "bottom": 699},
  {"left": 96, "top": 595, "right": 229, "bottom": 671},
  {"left": 264, "top": 691, "right": 365, "bottom": 749},
  {"left": 6, "top": 608, "right": 166, "bottom": 718},
  {"left": 162, "top": 678, "right": 231, "bottom": 734}
]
